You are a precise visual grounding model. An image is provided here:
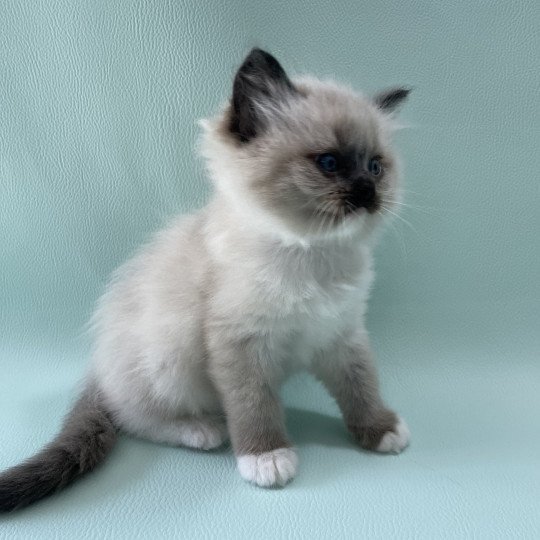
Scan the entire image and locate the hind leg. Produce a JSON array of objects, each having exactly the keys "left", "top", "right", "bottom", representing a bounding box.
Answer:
[{"left": 123, "top": 414, "right": 228, "bottom": 450}]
